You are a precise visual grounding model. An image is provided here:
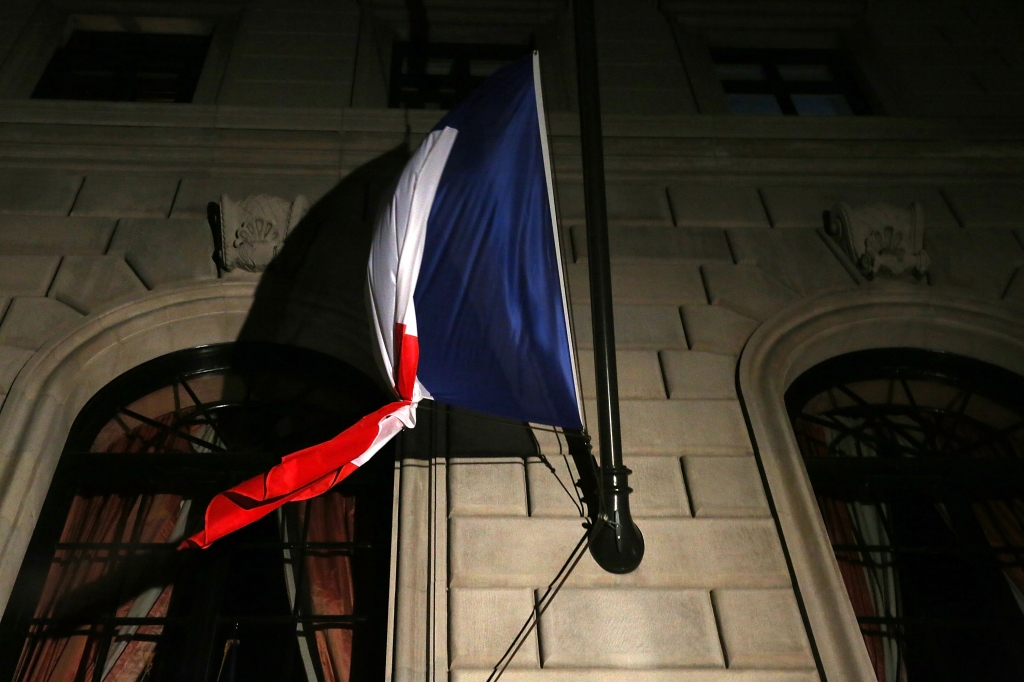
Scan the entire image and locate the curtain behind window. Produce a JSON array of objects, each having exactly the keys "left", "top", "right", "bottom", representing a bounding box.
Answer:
[
  {"left": 799, "top": 418, "right": 1024, "bottom": 682},
  {"left": 284, "top": 492, "right": 356, "bottom": 682},
  {"left": 13, "top": 493, "right": 187, "bottom": 682}
]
